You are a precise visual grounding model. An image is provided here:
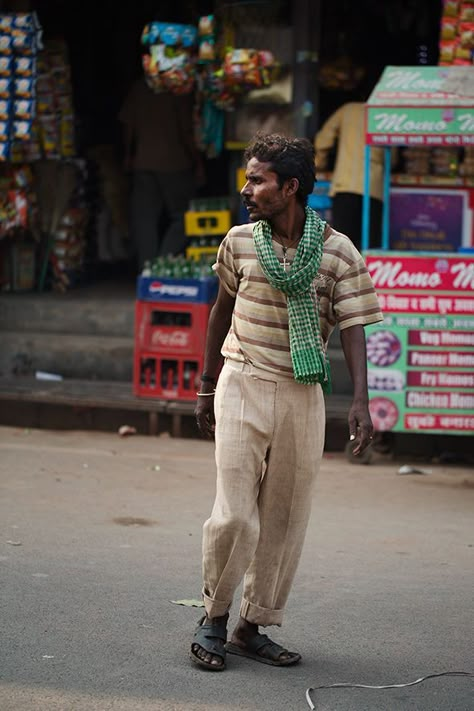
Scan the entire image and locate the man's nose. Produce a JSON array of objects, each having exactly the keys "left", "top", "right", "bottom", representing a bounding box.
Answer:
[{"left": 241, "top": 182, "right": 251, "bottom": 197}]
